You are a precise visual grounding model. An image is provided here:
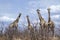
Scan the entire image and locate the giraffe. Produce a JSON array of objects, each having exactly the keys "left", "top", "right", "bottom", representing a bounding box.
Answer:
[
  {"left": 47, "top": 8, "right": 55, "bottom": 36},
  {"left": 37, "top": 9, "right": 48, "bottom": 40},
  {"left": 9, "top": 13, "right": 21, "bottom": 29},
  {"left": 26, "top": 15, "right": 35, "bottom": 40},
  {"left": 26, "top": 16, "right": 32, "bottom": 30},
  {"left": 37, "top": 9, "right": 48, "bottom": 31}
]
